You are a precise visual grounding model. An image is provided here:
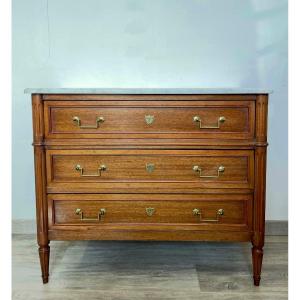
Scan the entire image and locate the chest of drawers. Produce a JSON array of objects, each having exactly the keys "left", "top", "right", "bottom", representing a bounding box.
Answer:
[{"left": 27, "top": 89, "right": 269, "bottom": 286}]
